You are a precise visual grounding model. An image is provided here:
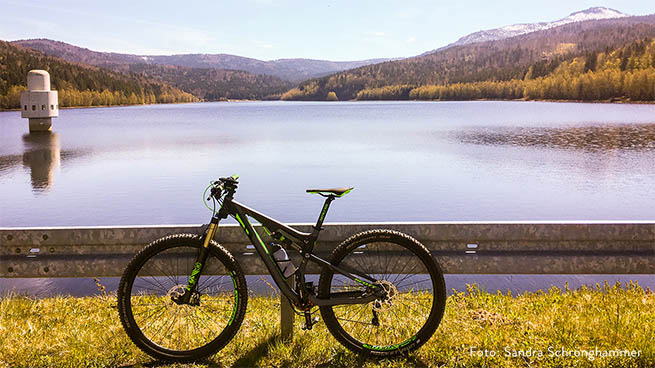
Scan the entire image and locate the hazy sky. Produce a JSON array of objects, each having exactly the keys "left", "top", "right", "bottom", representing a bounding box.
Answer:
[{"left": 1, "top": 1, "right": 653, "bottom": 60}]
